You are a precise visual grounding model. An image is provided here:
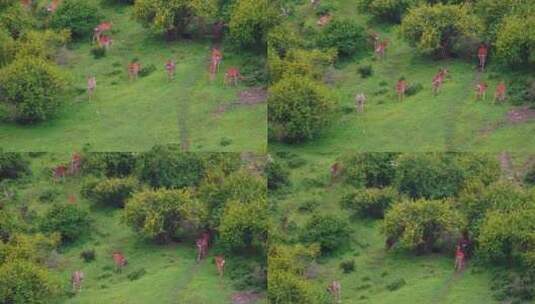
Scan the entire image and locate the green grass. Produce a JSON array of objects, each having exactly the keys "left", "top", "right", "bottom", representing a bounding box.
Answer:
[
  {"left": 0, "top": 2, "right": 266, "bottom": 152},
  {"left": 270, "top": 150, "right": 498, "bottom": 304},
  {"left": 273, "top": 0, "right": 535, "bottom": 153},
  {"left": 8, "top": 153, "right": 264, "bottom": 304}
]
